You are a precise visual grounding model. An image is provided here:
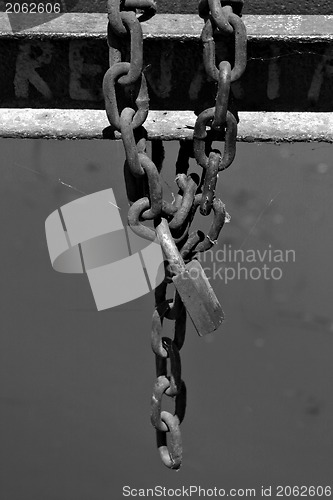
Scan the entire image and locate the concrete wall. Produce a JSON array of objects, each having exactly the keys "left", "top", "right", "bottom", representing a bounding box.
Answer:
[{"left": 80, "top": 0, "right": 333, "bottom": 14}]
